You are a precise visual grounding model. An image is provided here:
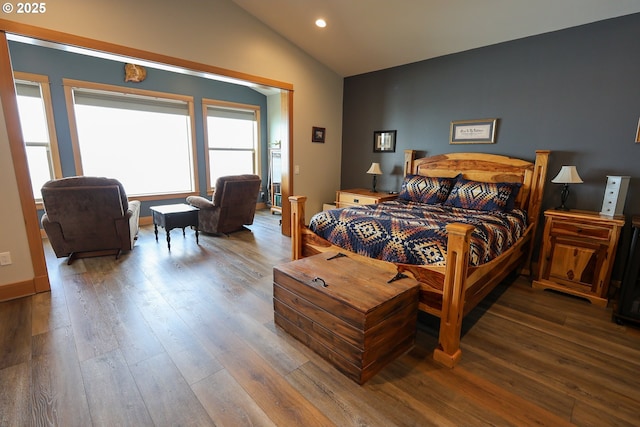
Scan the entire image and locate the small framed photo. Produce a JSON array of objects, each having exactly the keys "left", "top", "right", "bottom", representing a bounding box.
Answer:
[
  {"left": 635, "top": 118, "right": 640, "bottom": 143},
  {"left": 312, "top": 126, "right": 325, "bottom": 143},
  {"left": 373, "top": 130, "right": 396, "bottom": 152},
  {"left": 450, "top": 118, "right": 497, "bottom": 144}
]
